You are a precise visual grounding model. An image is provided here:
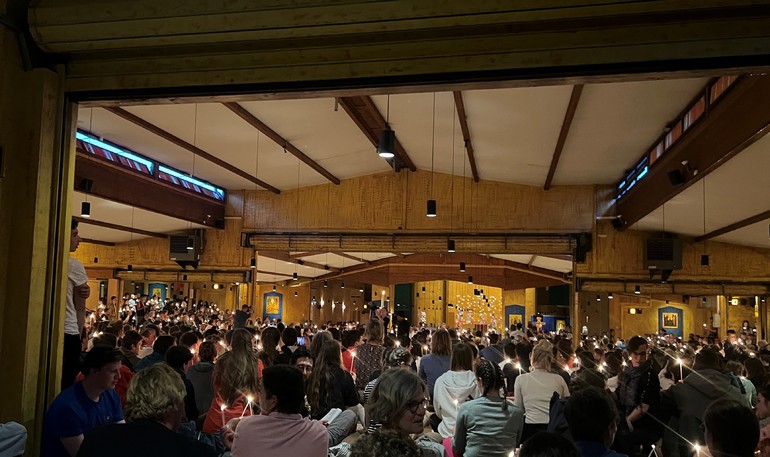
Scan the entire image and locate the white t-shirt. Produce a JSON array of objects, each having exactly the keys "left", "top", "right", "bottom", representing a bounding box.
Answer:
[
  {"left": 66, "top": 257, "right": 88, "bottom": 335},
  {"left": 513, "top": 369, "right": 570, "bottom": 424}
]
